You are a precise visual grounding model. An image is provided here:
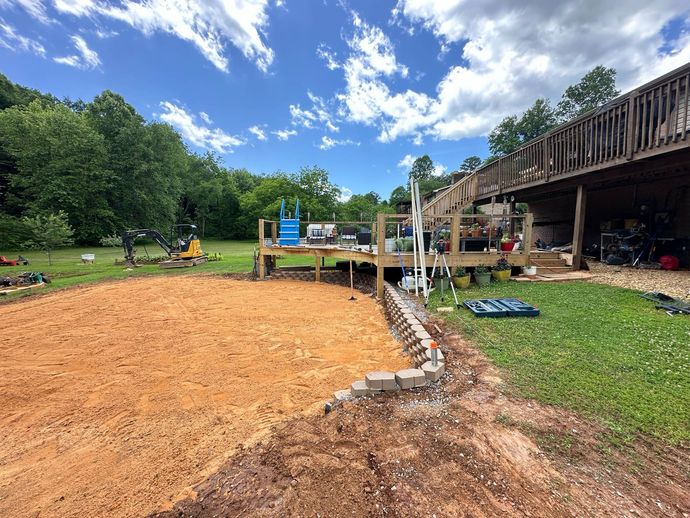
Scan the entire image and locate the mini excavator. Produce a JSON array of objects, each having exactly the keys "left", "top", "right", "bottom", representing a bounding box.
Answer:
[{"left": 121, "top": 224, "right": 207, "bottom": 268}]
